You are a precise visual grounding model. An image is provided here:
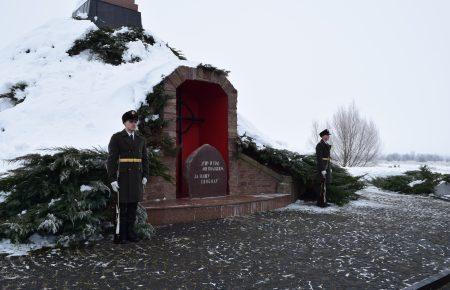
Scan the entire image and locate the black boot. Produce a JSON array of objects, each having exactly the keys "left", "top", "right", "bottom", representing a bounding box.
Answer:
[
  {"left": 127, "top": 220, "right": 139, "bottom": 242},
  {"left": 127, "top": 217, "right": 139, "bottom": 243},
  {"left": 126, "top": 202, "right": 139, "bottom": 242},
  {"left": 114, "top": 220, "right": 128, "bottom": 244}
]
